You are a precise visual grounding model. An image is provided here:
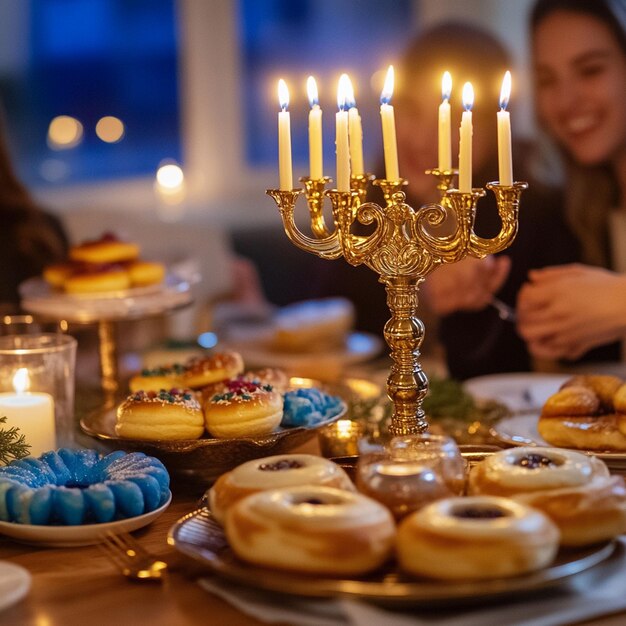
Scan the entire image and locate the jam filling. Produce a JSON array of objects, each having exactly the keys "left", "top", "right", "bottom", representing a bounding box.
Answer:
[
  {"left": 515, "top": 454, "right": 556, "bottom": 469},
  {"left": 453, "top": 507, "right": 507, "bottom": 519},
  {"left": 258, "top": 459, "right": 303, "bottom": 471}
]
